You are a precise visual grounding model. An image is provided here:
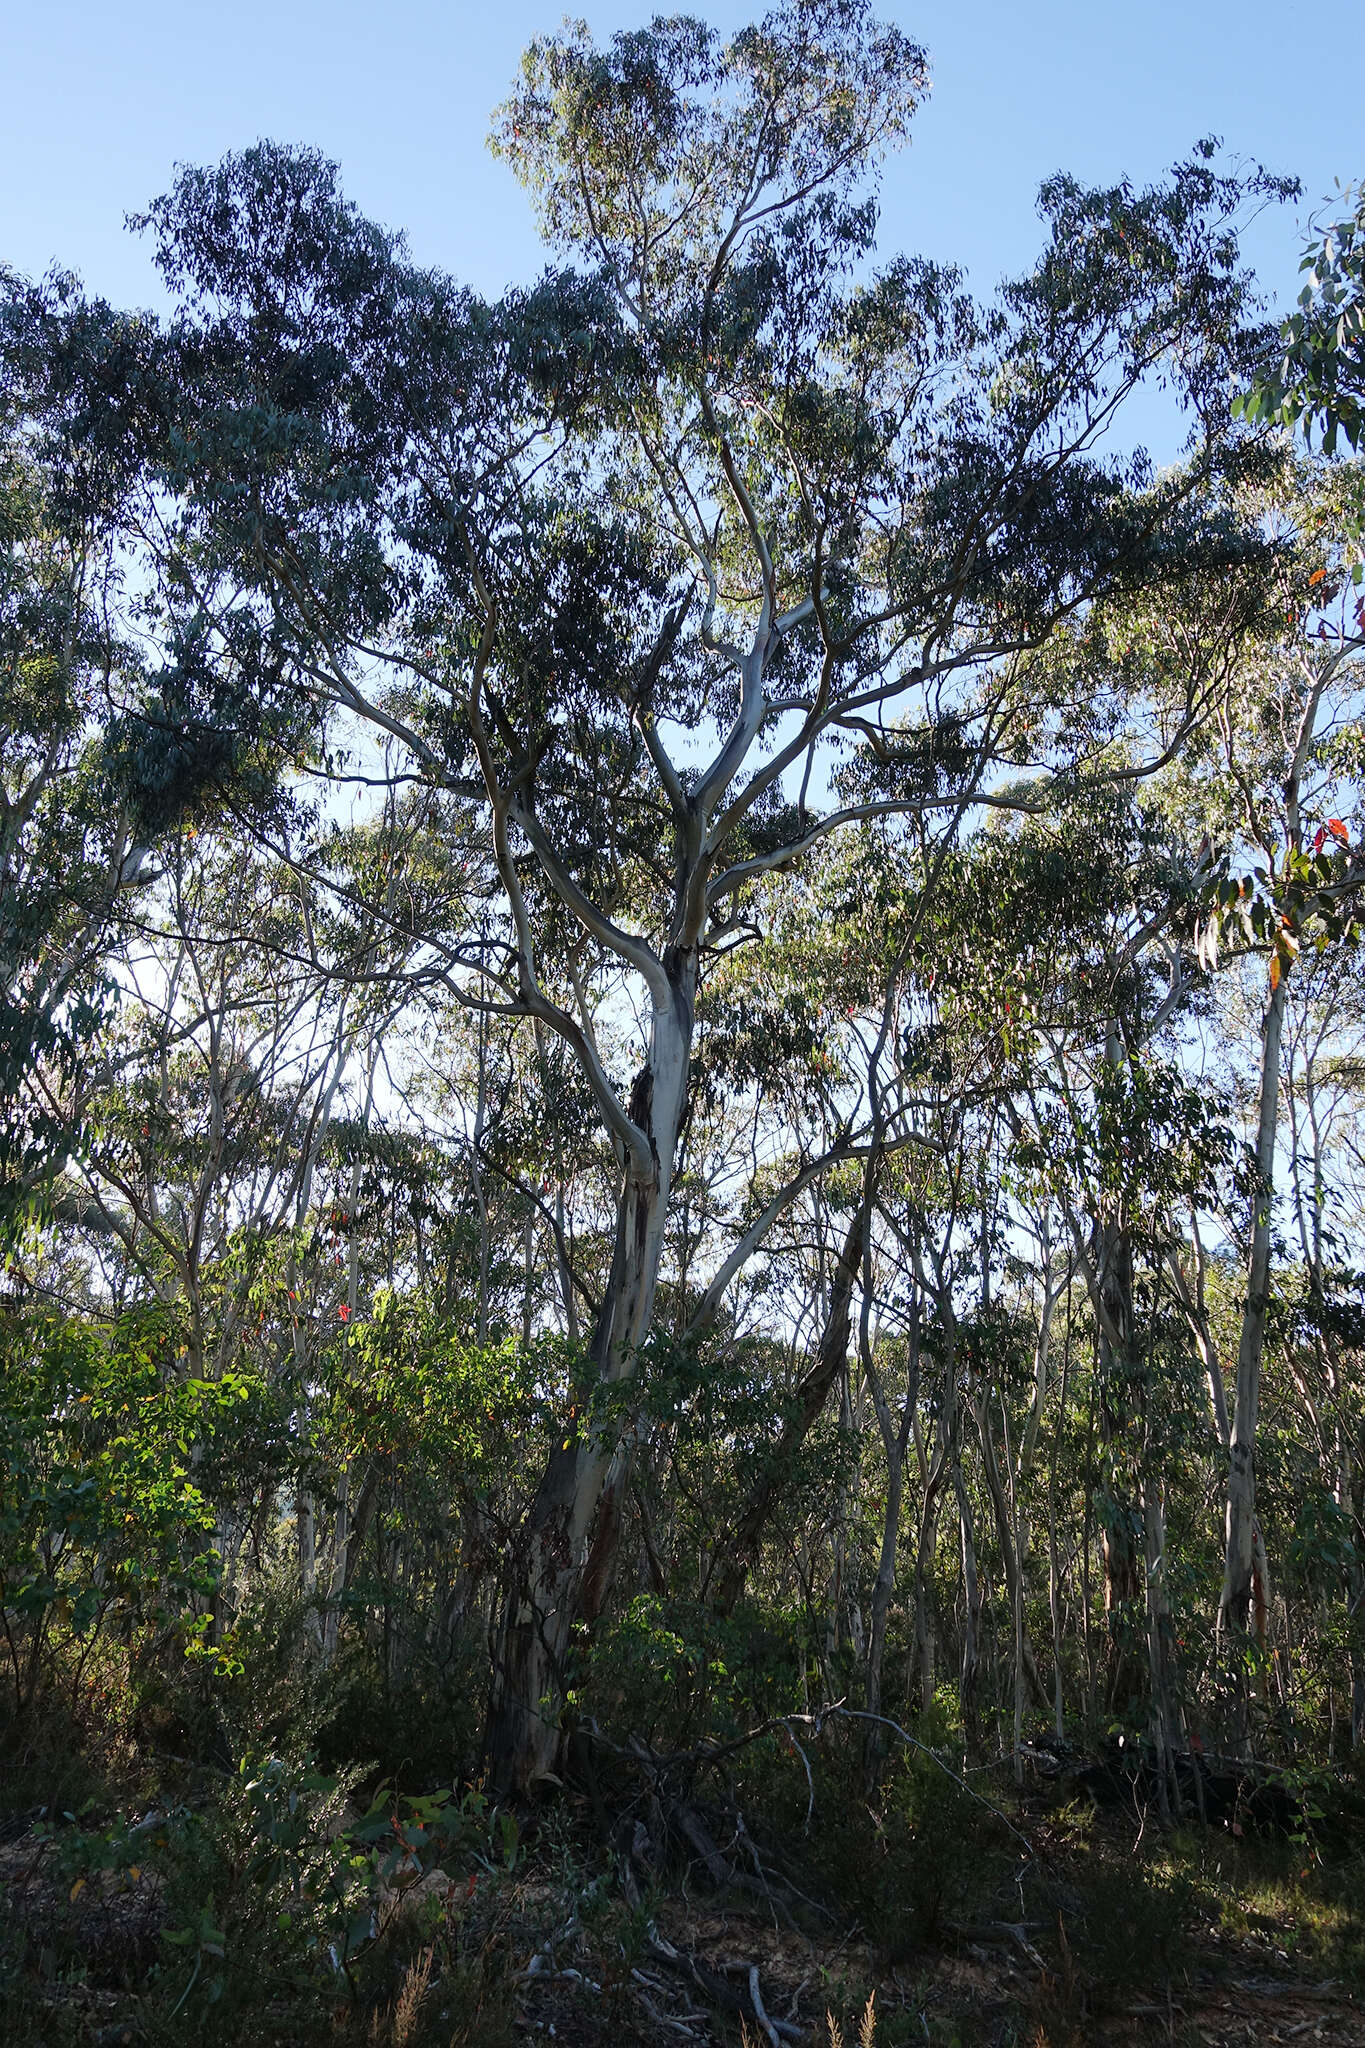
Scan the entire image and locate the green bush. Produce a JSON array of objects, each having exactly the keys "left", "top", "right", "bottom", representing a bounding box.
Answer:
[
  {"left": 578, "top": 1591, "right": 808, "bottom": 1750},
  {"left": 0, "top": 1304, "right": 272, "bottom": 1728},
  {"left": 29, "top": 1753, "right": 510, "bottom": 2043}
]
